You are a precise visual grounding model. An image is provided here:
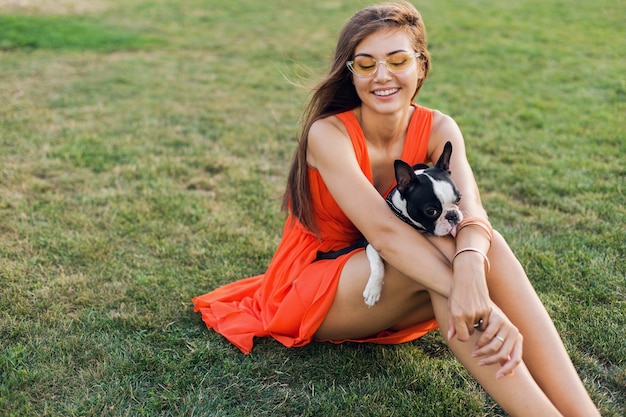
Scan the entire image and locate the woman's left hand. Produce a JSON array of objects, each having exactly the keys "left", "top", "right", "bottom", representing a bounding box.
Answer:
[{"left": 472, "top": 304, "right": 523, "bottom": 379}]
